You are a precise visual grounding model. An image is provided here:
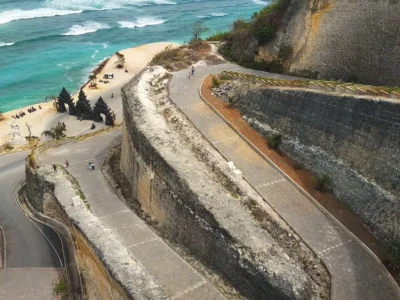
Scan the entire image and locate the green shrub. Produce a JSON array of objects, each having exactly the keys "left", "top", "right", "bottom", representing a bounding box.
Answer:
[
  {"left": 207, "top": 31, "right": 231, "bottom": 41},
  {"left": 314, "top": 174, "right": 332, "bottom": 192},
  {"left": 267, "top": 134, "right": 282, "bottom": 149},
  {"left": 212, "top": 76, "right": 221, "bottom": 87},
  {"left": 255, "top": 24, "right": 275, "bottom": 44}
]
